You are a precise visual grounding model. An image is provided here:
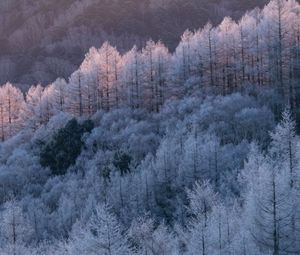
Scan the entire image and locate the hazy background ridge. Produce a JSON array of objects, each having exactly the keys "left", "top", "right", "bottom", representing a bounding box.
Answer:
[{"left": 0, "top": 0, "right": 269, "bottom": 86}]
